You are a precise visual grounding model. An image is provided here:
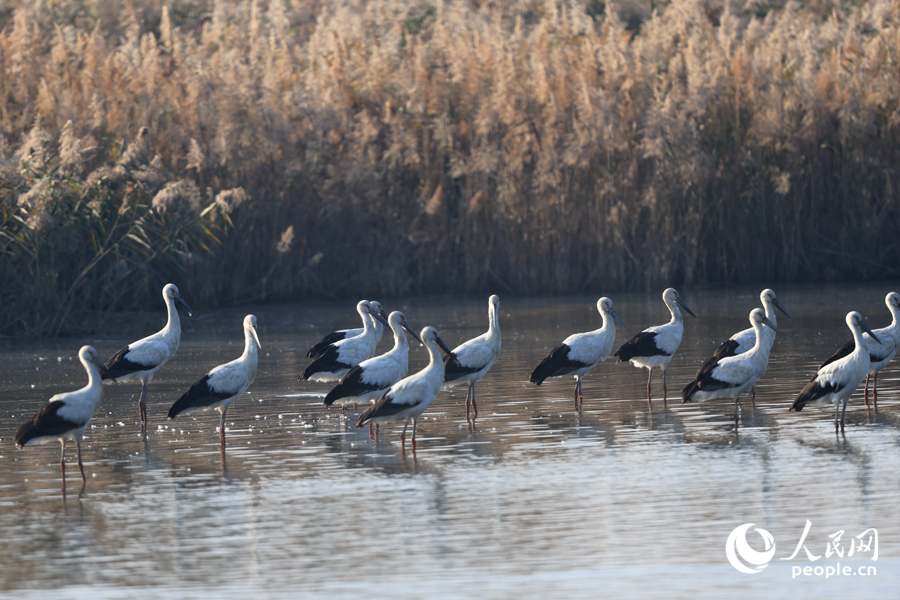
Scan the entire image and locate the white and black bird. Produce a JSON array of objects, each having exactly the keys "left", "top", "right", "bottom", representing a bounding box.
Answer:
[
  {"left": 168, "top": 314, "right": 260, "bottom": 455},
  {"left": 682, "top": 308, "right": 786, "bottom": 425},
  {"left": 791, "top": 311, "right": 881, "bottom": 432},
  {"left": 357, "top": 326, "right": 453, "bottom": 453},
  {"left": 324, "top": 311, "right": 423, "bottom": 410},
  {"left": 815, "top": 292, "right": 900, "bottom": 407},
  {"left": 15, "top": 346, "right": 108, "bottom": 485},
  {"left": 442, "top": 294, "right": 502, "bottom": 419},
  {"left": 300, "top": 300, "right": 390, "bottom": 382},
  {"left": 709, "top": 288, "right": 791, "bottom": 400},
  {"left": 102, "top": 283, "right": 193, "bottom": 430},
  {"left": 614, "top": 287, "right": 696, "bottom": 405},
  {"left": 530, "top": 297, "right": 627, "bottom": 411},
  {"left": 306, "top": 300, "right": 387, "bottom": 359}
]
